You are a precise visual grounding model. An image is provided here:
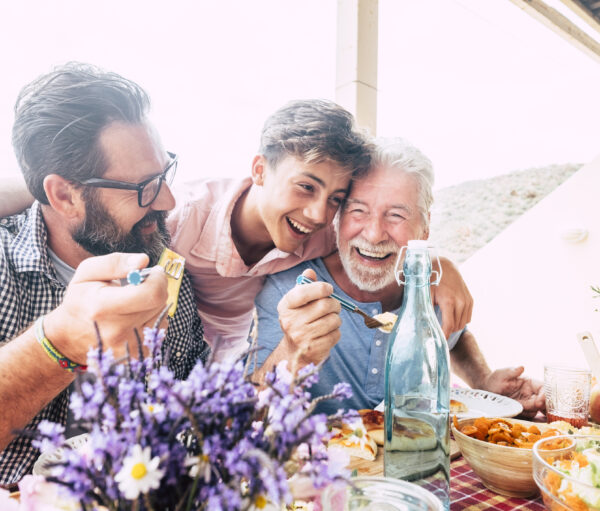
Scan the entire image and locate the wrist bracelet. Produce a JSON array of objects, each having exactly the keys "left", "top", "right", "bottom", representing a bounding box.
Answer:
[{"left": 34, "top": 316, "right": 87, "bottom": 373}]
